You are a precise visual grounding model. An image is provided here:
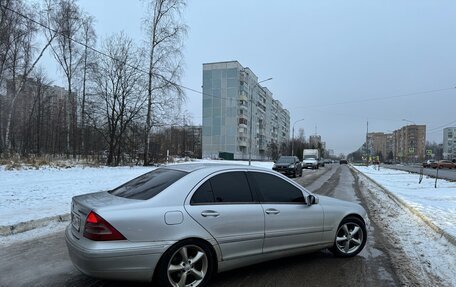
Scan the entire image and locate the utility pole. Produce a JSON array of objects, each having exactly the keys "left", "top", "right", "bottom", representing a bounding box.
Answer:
[{"left": 366, "top": 120, "right": 369, "bottom": 166}]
